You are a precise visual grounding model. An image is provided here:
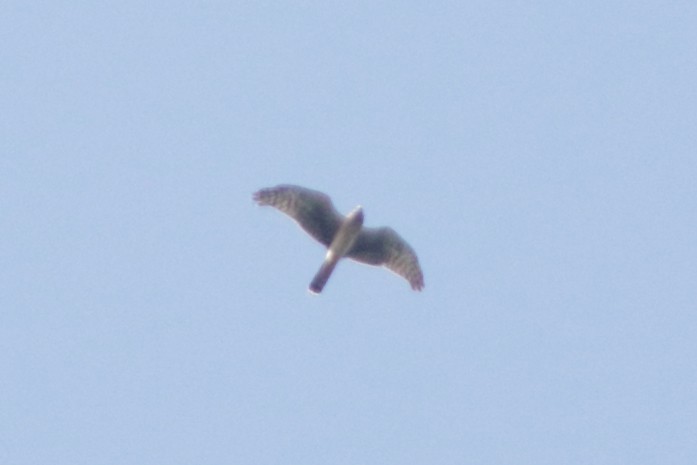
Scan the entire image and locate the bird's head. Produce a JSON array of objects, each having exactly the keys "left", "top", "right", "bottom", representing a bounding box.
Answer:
[{"left": 346, "top": 206, "right": 364, "bottom": 227}]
